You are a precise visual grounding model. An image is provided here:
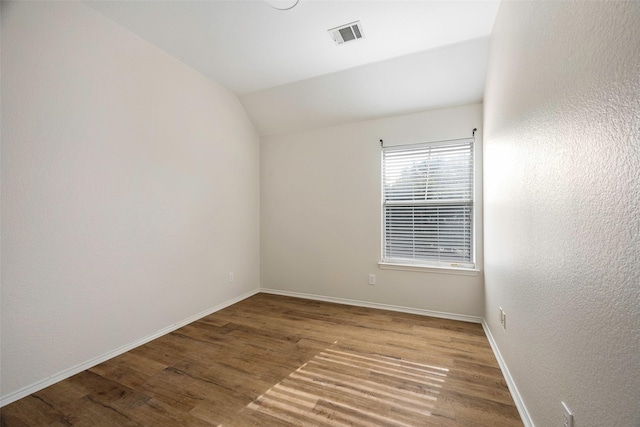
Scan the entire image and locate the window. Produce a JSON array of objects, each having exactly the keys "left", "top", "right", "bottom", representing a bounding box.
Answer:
[{"left": 382, "top": 137, "right": 475, "bottom": 269}]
